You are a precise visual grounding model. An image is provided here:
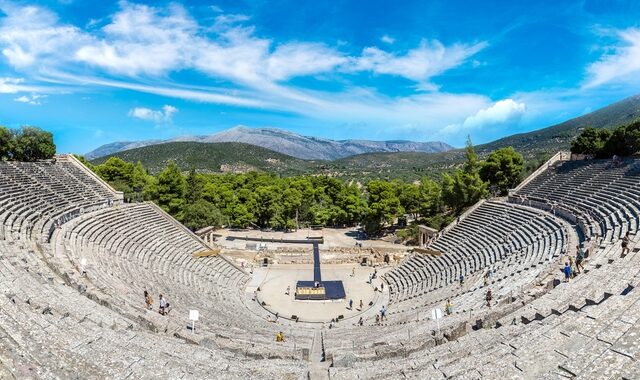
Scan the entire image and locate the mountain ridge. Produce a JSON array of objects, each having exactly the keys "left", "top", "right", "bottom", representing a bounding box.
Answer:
[{"left": 85, "top": 125, "right": 453, "bottom": 160}]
